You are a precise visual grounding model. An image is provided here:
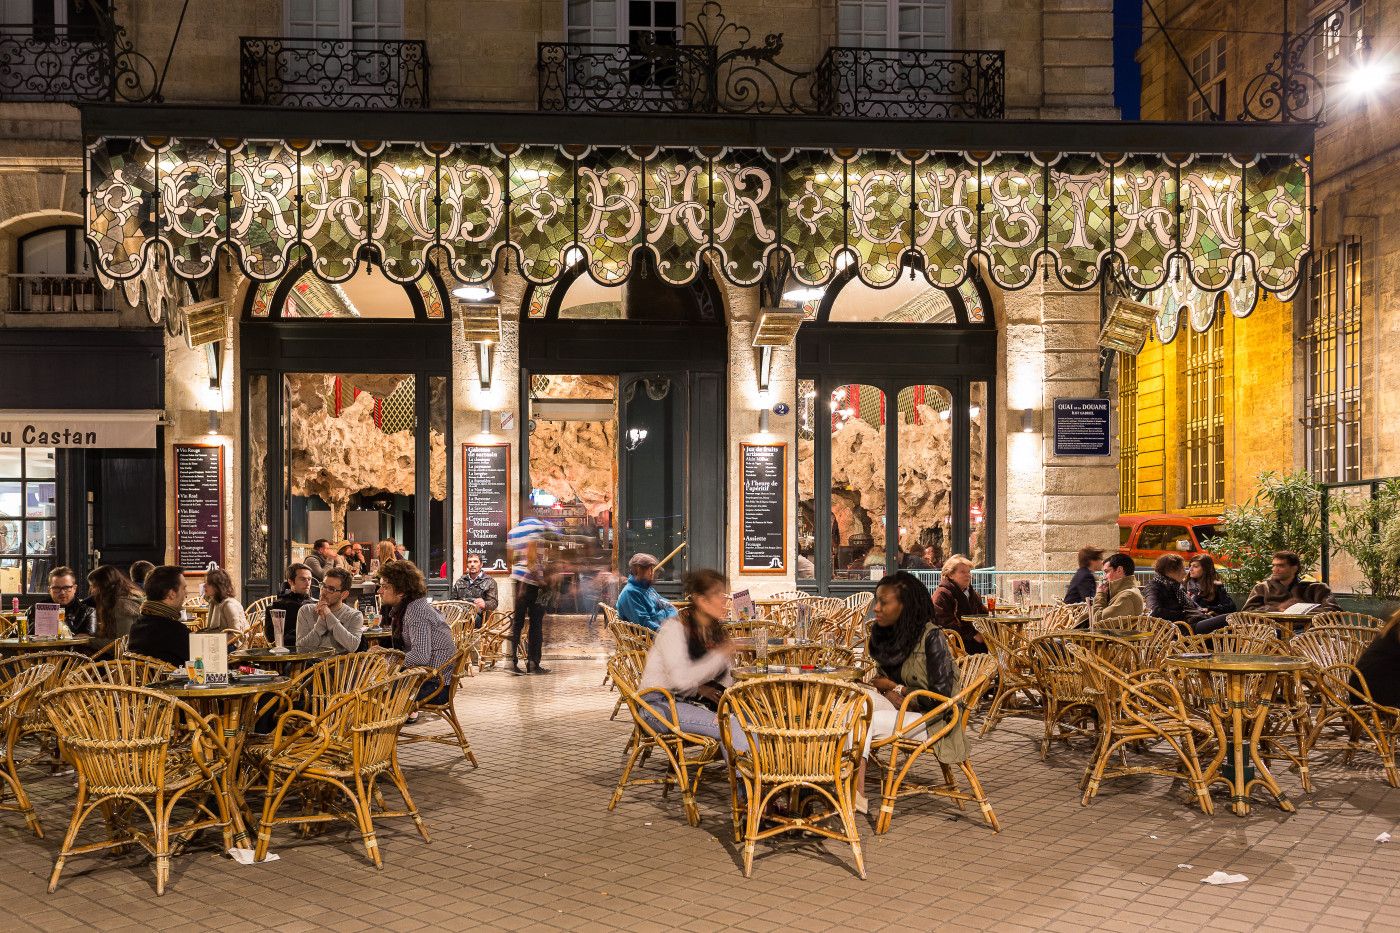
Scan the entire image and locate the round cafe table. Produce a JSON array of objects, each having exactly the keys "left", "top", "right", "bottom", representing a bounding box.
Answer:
[
  {"left": 961, "top": 614, "right": 1039, "bottom": 627},
  {"left": 1164, "top": 652, "right": 1311, "bottom": 816},
  {"left": 0, "top": 636, "right": 92, "bottom": 655},
  {"left": 230, "top": 646, "right": 335, "bottom": 676},
  {"left": 1257, "top": 611, "right": 1316, "bottom": 641},
  {"left": 732, "top": 665, "right": 861, "bottom": 682},
  {"left": 361, "top": 627, "right": 394, "bottom": 644},
  {"left": 153, "top": 674, "right": 293, "bottom": 852}
]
